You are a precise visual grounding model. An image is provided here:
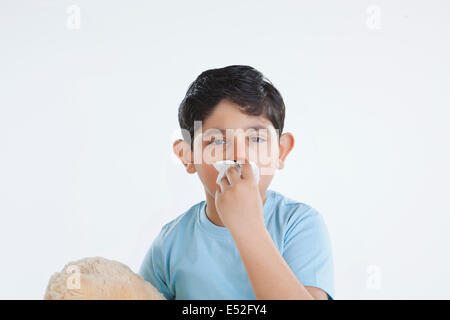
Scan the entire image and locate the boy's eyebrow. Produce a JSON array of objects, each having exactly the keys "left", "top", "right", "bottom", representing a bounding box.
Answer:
[{"left": 203, "top": 125, "right": 269, "bottom": 138}]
